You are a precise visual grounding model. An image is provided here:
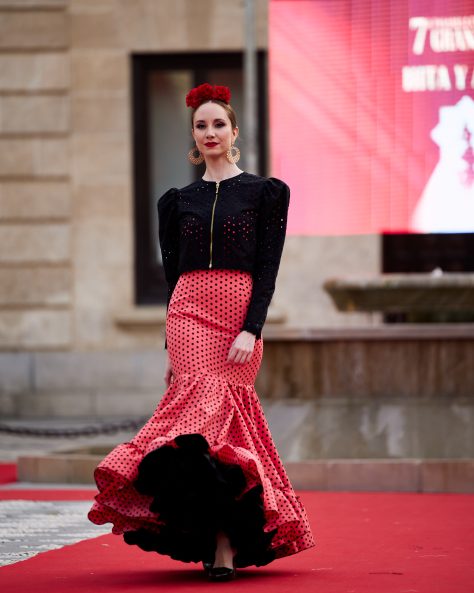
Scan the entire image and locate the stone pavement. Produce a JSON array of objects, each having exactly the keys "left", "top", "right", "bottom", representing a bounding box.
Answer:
[
  {"left": 0, "top": 499, "right": 110, "bottom": 567},
  {"left": 0, "top": 417, "right": 131, "bottom": 567}
]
